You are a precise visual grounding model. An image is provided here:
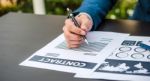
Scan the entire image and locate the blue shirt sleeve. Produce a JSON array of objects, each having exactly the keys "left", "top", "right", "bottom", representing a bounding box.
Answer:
[
  {"left": 131, "top": 0, "right": 150, "bottom": 22},
  {"left": 74, "top": 0, "right": 117, "bottom": 30}
]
